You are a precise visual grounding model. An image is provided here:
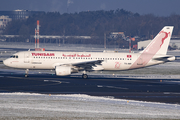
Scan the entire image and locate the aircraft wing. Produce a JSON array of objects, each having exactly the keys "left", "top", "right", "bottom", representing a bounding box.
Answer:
[{"left": 71, "top": 60, "right": 103, "bottom": 71}]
